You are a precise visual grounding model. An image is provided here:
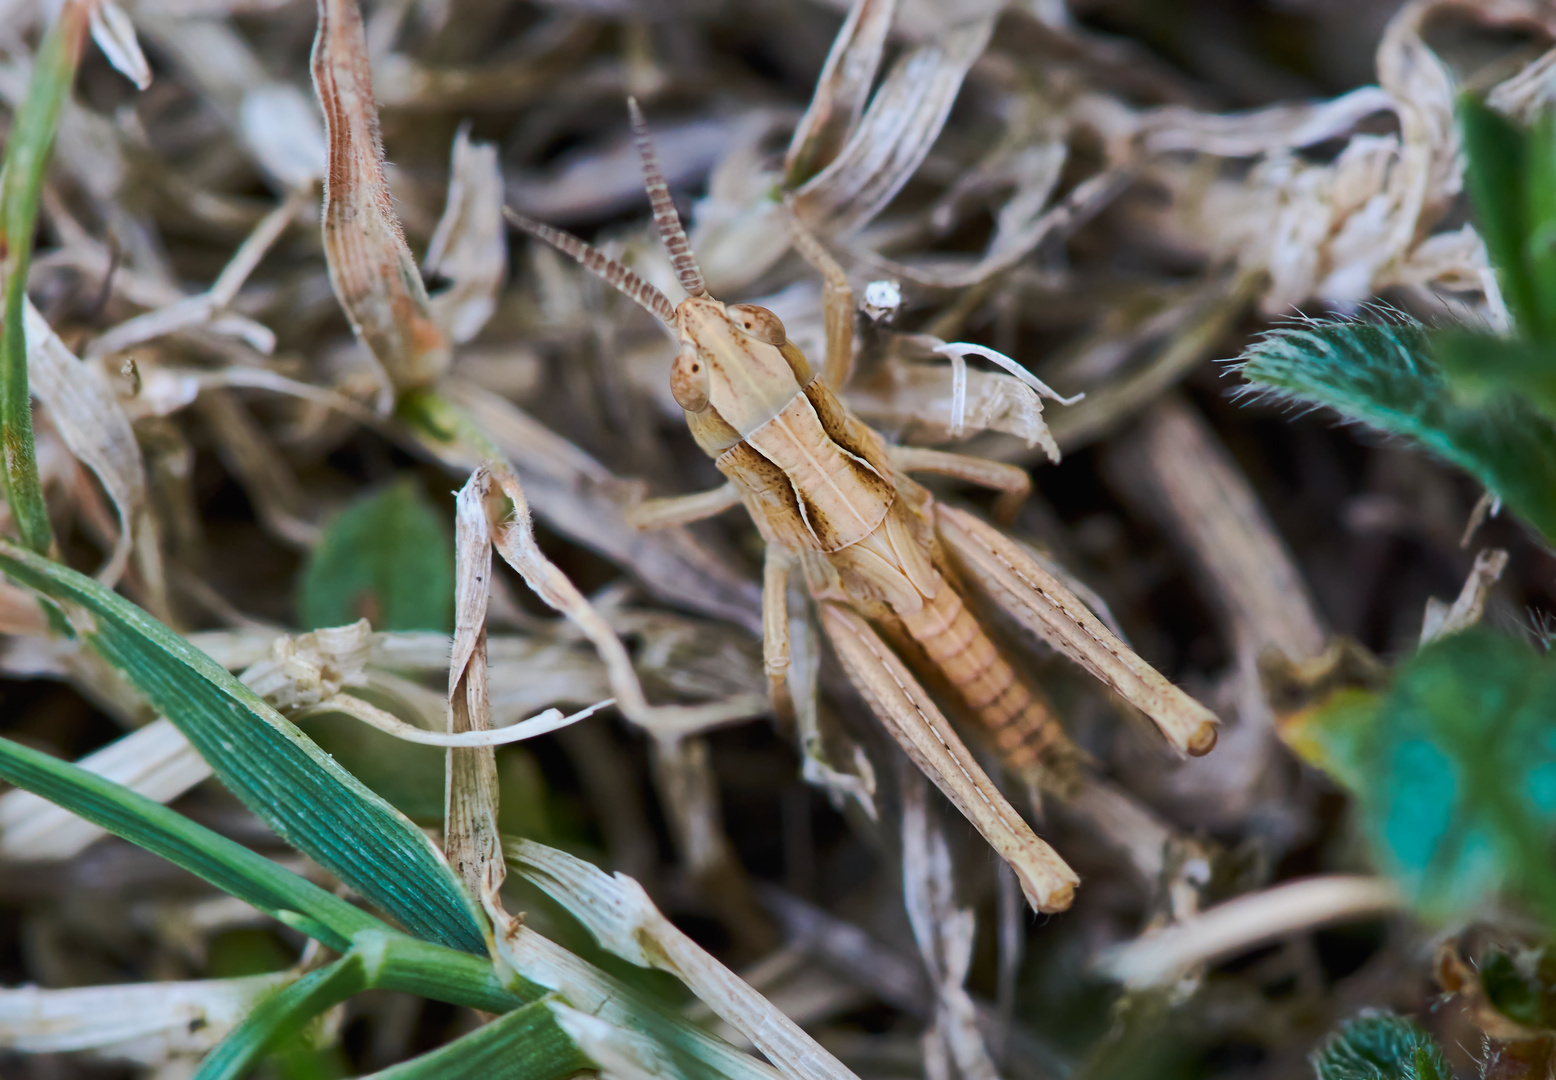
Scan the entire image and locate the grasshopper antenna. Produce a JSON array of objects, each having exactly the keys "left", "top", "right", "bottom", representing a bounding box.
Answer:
[
  {"left": 502, "top": 206, "right": 677, "bottom": 326},
  {"left": 627, "top": 97, "right": 709, "bottom": 299}
]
